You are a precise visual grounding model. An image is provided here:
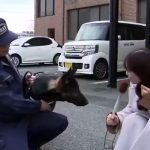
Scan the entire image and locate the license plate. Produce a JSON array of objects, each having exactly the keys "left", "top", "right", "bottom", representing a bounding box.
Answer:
[{"left": 65, "top": 62, "right": 72, "bottom": 68}]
